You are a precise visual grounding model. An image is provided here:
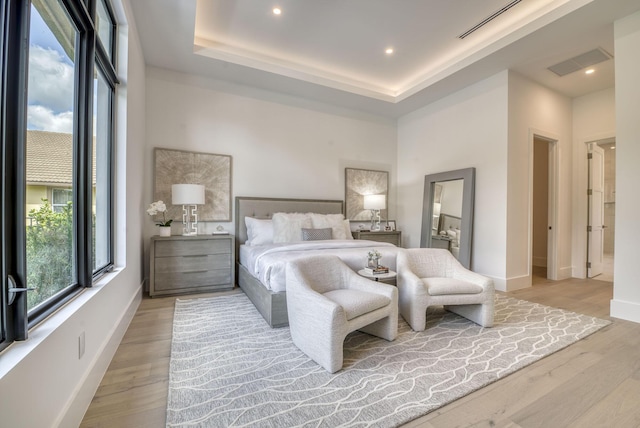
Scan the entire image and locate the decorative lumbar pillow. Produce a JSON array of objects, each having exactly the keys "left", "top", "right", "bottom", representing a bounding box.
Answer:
[
  {"left": 272, "top": 212, "right": 313, "bottom": 243},
  {"left": 301, "top": 227, "right": 332, "bottom": 241},
  {"left": 309, "top": 213, "right": 349, "bottom": 239},
  {"left": 244, "top": 217, "right": 273, "bottom": 246}
]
